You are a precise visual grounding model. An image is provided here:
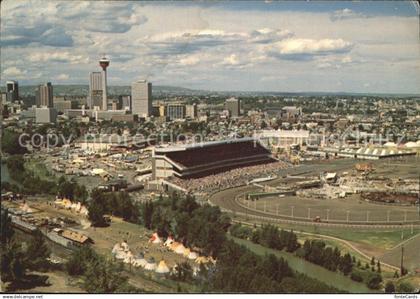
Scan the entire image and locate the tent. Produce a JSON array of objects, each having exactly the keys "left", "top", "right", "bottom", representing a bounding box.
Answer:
[
  {"left": 115, "top": 251, "right": 127, "bottom": 260},
  {"left": 133, "top": 253, "right": 147, "bottom": 268},
  {"left": 155, "top": 260, "right": 170, "bottom": 274},
  {"left": 195, "top": 256, "right": 210, "bottom": 264},
  {"left": 144, "top": 258, "right": 157, "bottom": 271},
  {"left": 169, "top": 242, "right": 181, "bottom": 251},
  {"left": 112, "top": 243, "right": 122, "bottom": 255},
  {"left": 123, "top": 251, "right": 134, "bottom": 264},
  {"left": 70, "top": 203, "right": 78, "bottom": 210},
  {"left": 164, "top": 236, "right": 174, "bottom": 247},
  {"left": 188, "top": 251, "right": 199, "bottom": 260},
  {"left": 21, "top": 203, "right": 33, "bottom": 213},
  {"left": 175, "top": 243, "right": 186, "bottom": 255},
  {"left": 79, "top": 206, "right": 89, "bottom": 216},
  {"left": 149, "top": 232, "right": 162, "bottom": 244},
  {"left": 75, "top": 202, "right": 82, "bottom": 212},
  {"left": 121, "top": 241, "right": 130, "bottom": 252},
  {"left": 183, "top": 248, "right": 191, "bottom": 257}
]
